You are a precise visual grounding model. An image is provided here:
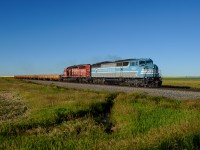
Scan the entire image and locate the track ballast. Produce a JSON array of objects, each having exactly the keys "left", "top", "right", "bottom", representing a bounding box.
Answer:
[{"left": 25, "top": 80, "right": 200, "bottom": 100}]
